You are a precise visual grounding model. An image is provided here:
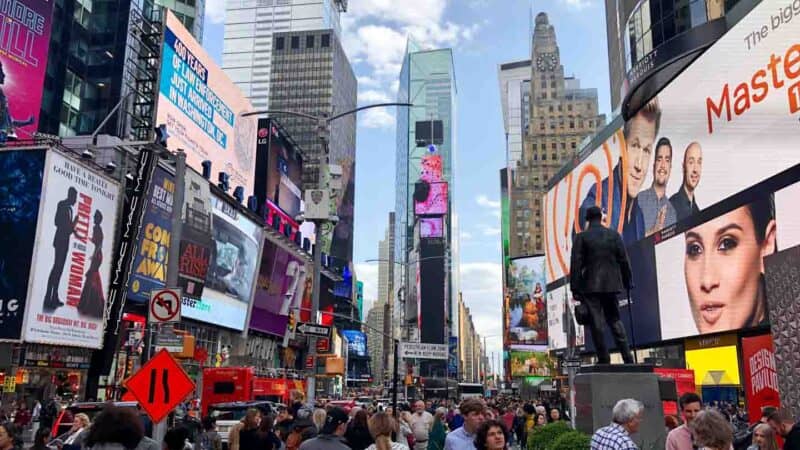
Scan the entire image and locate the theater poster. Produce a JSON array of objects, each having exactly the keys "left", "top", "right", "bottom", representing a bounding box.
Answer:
[
  {"left": 742, "top": 334, "right": 780, "bottom": 424},
  {"left": 23, "top": 151, "right": 120, "bottom": 348},
  {"left": 0, "top": 0, "right": 54, "bottom": 141}
]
